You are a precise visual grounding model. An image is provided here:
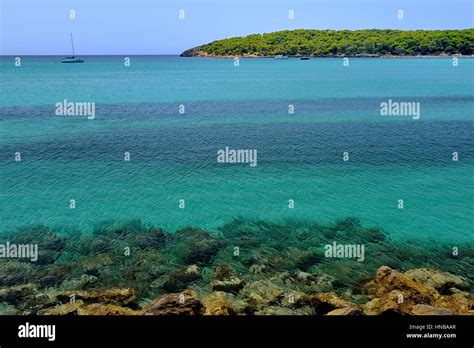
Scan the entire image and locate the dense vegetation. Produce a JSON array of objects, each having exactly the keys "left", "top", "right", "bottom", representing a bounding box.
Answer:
[{"left": 182, "top": 29, "right": 474, "bottom": 57}]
